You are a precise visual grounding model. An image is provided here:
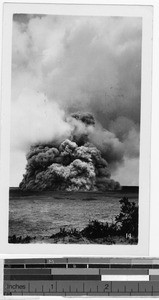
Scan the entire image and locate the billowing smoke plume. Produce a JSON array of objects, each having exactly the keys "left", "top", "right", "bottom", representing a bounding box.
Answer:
[
  {"left": 20, "top": 112, "right": 121, "bottom": 191},
  {"left": 11, "top": 15, "right": 141, "bottom": 186}
]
